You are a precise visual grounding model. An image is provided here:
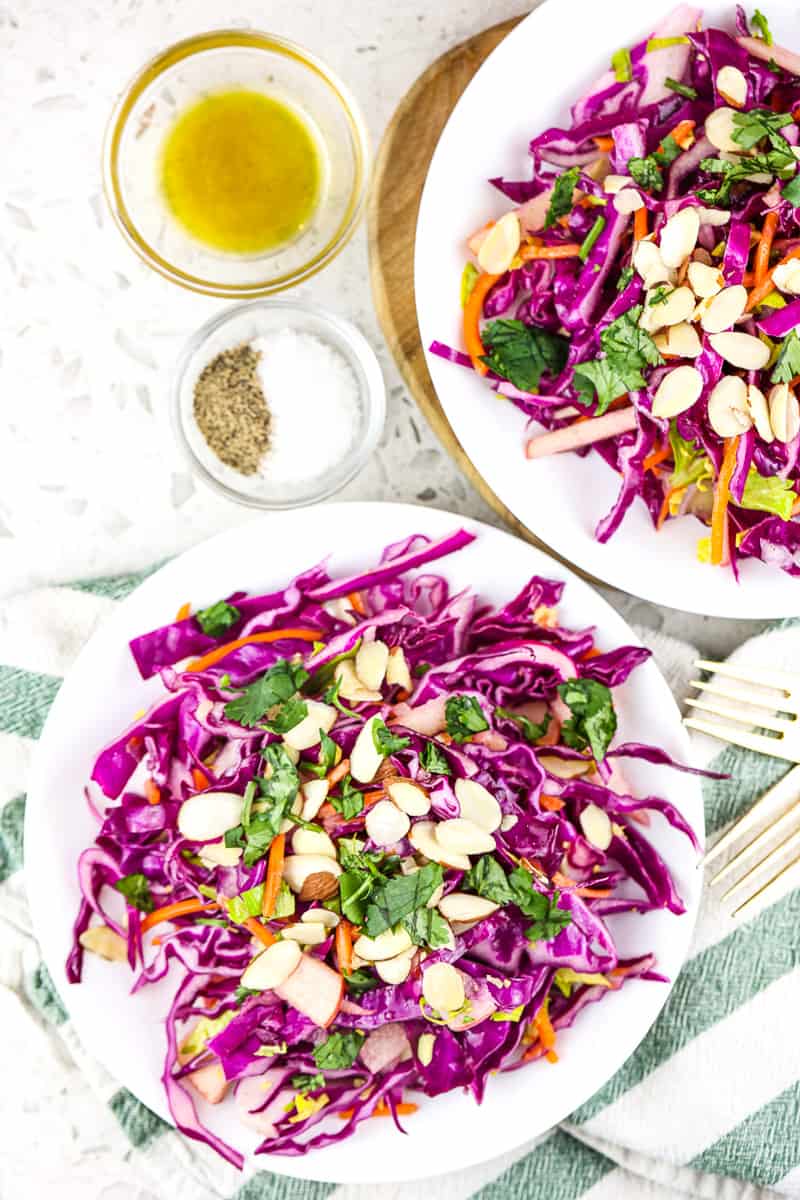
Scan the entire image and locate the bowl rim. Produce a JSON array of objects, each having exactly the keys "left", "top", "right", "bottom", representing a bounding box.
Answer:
[
  {"left": 170, "top": 297, "right": 387, "bottom": 508},
  {"left": 102, "top": 28, "right": 370, "bottom": 297}
]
